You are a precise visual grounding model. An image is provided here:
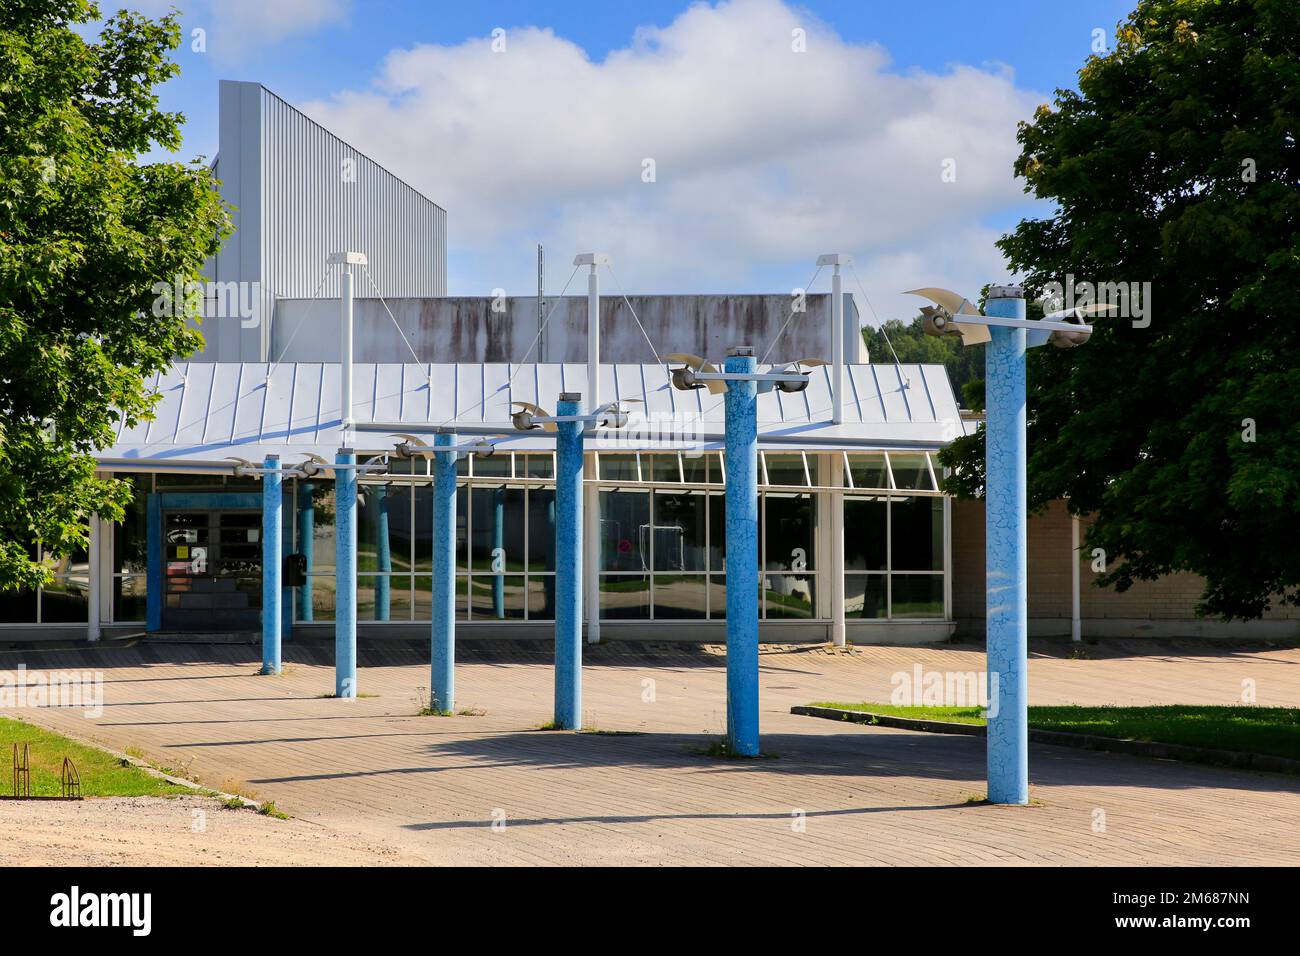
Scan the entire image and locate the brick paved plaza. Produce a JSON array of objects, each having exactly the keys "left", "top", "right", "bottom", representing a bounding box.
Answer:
[{"left": 7, "top": 639, "right": 1300, "bottom": 865}]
